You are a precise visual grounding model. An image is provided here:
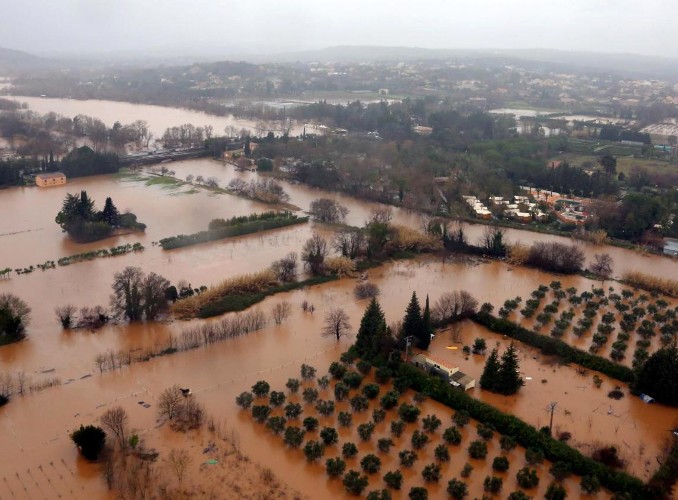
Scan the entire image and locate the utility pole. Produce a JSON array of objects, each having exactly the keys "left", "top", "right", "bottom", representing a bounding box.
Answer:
[{"left": 548, "top": 402, "right": 557, "bottom": 435}]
